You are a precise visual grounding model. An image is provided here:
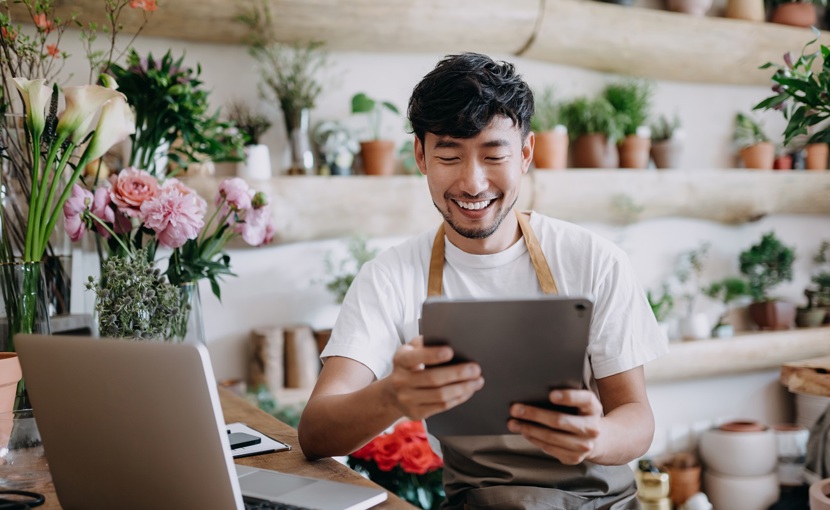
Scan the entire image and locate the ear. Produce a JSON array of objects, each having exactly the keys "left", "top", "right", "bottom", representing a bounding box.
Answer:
[
  {"left": 414, "top": 136, "right": 427, "bottom": 176},
  {"left": 521, "top": 131, "right": 535, "bottom": 175}
]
